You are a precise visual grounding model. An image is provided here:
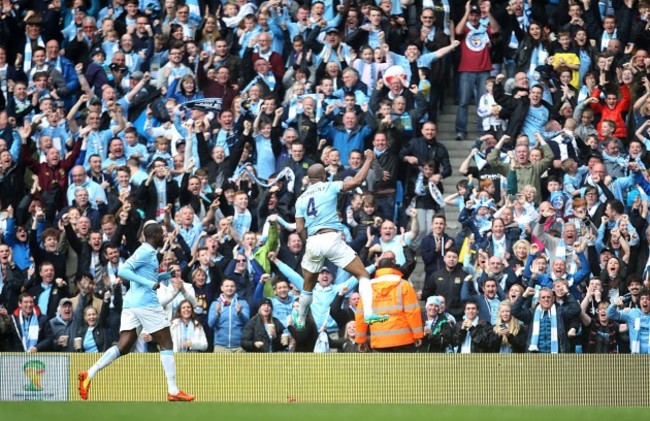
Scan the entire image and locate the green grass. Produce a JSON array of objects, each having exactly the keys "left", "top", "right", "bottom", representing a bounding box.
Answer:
[{"left": 1, "top": 403, "right": 647, "bottom": 421}]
